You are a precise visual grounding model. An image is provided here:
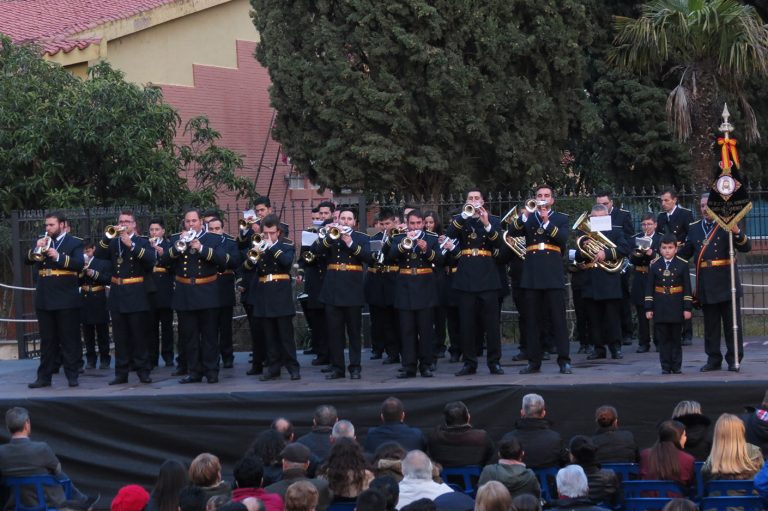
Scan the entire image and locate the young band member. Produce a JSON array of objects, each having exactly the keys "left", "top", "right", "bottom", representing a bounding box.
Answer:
[
  {"left": 679, "top": 193, "right": 751, "bottom": 371},
  {"left": 424, "top": 210, "right": 448, "bottom": 360},
  {"left": 645, "top": 235, "right": 693, "bottom": 374},
  {"left": 313, "top": 208, "right": 371, "bottom": 379},
  {"left": 445, "top": 189, "right": 504, "bottom": 376},
  {"left": 79, "top": 242, "right": 112, "bottom": 370},
  {"left": 95, "top": 210, "right": 155, "bottom": 385},
  {"left": 27, "top": 212, "right": 85, "bottom": 388},
  {"left": 629, "top": 213, "right": 661, "bottom": 353},
  {"left": 245, "top": 214, "right": 300, "bottom": 381},
  {"left": 148, "top": 219, "right": 175, "bottom": 368},
  {"left": 387, "top": 210, "right": 441, "bottom": 378},
  {"left": 508, "top": 185, "right": 571, "bottom": 374}
]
